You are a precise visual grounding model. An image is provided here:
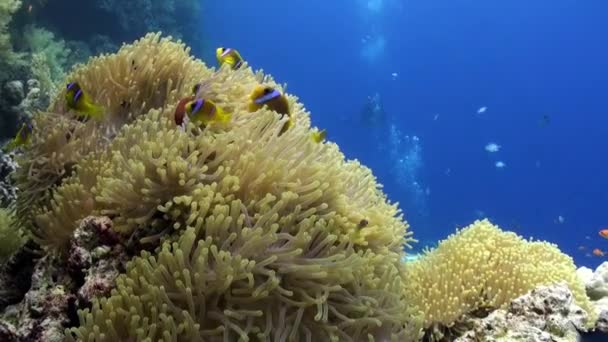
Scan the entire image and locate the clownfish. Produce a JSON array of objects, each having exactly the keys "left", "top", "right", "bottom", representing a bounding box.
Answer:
[
  {"left": 65, "top": 82, "right": 104, "bottom": 120},
  {"left": 185, "top": 98, "right": 231, "bottom": 126},
  {"left": 174, "top": 96, "right": 195, "bottom": 126},
  {"left": 4, "top": 122, "right": 33, "bottom": 151},
  {"left": 311, "top": 129, "right": 326, "bottom": 143},
  {"left": 216, "top": 47, "right": 244, "bottom": 70},
  {"left": 249, "top": 85, "right": 293, "bottom": 134}
]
